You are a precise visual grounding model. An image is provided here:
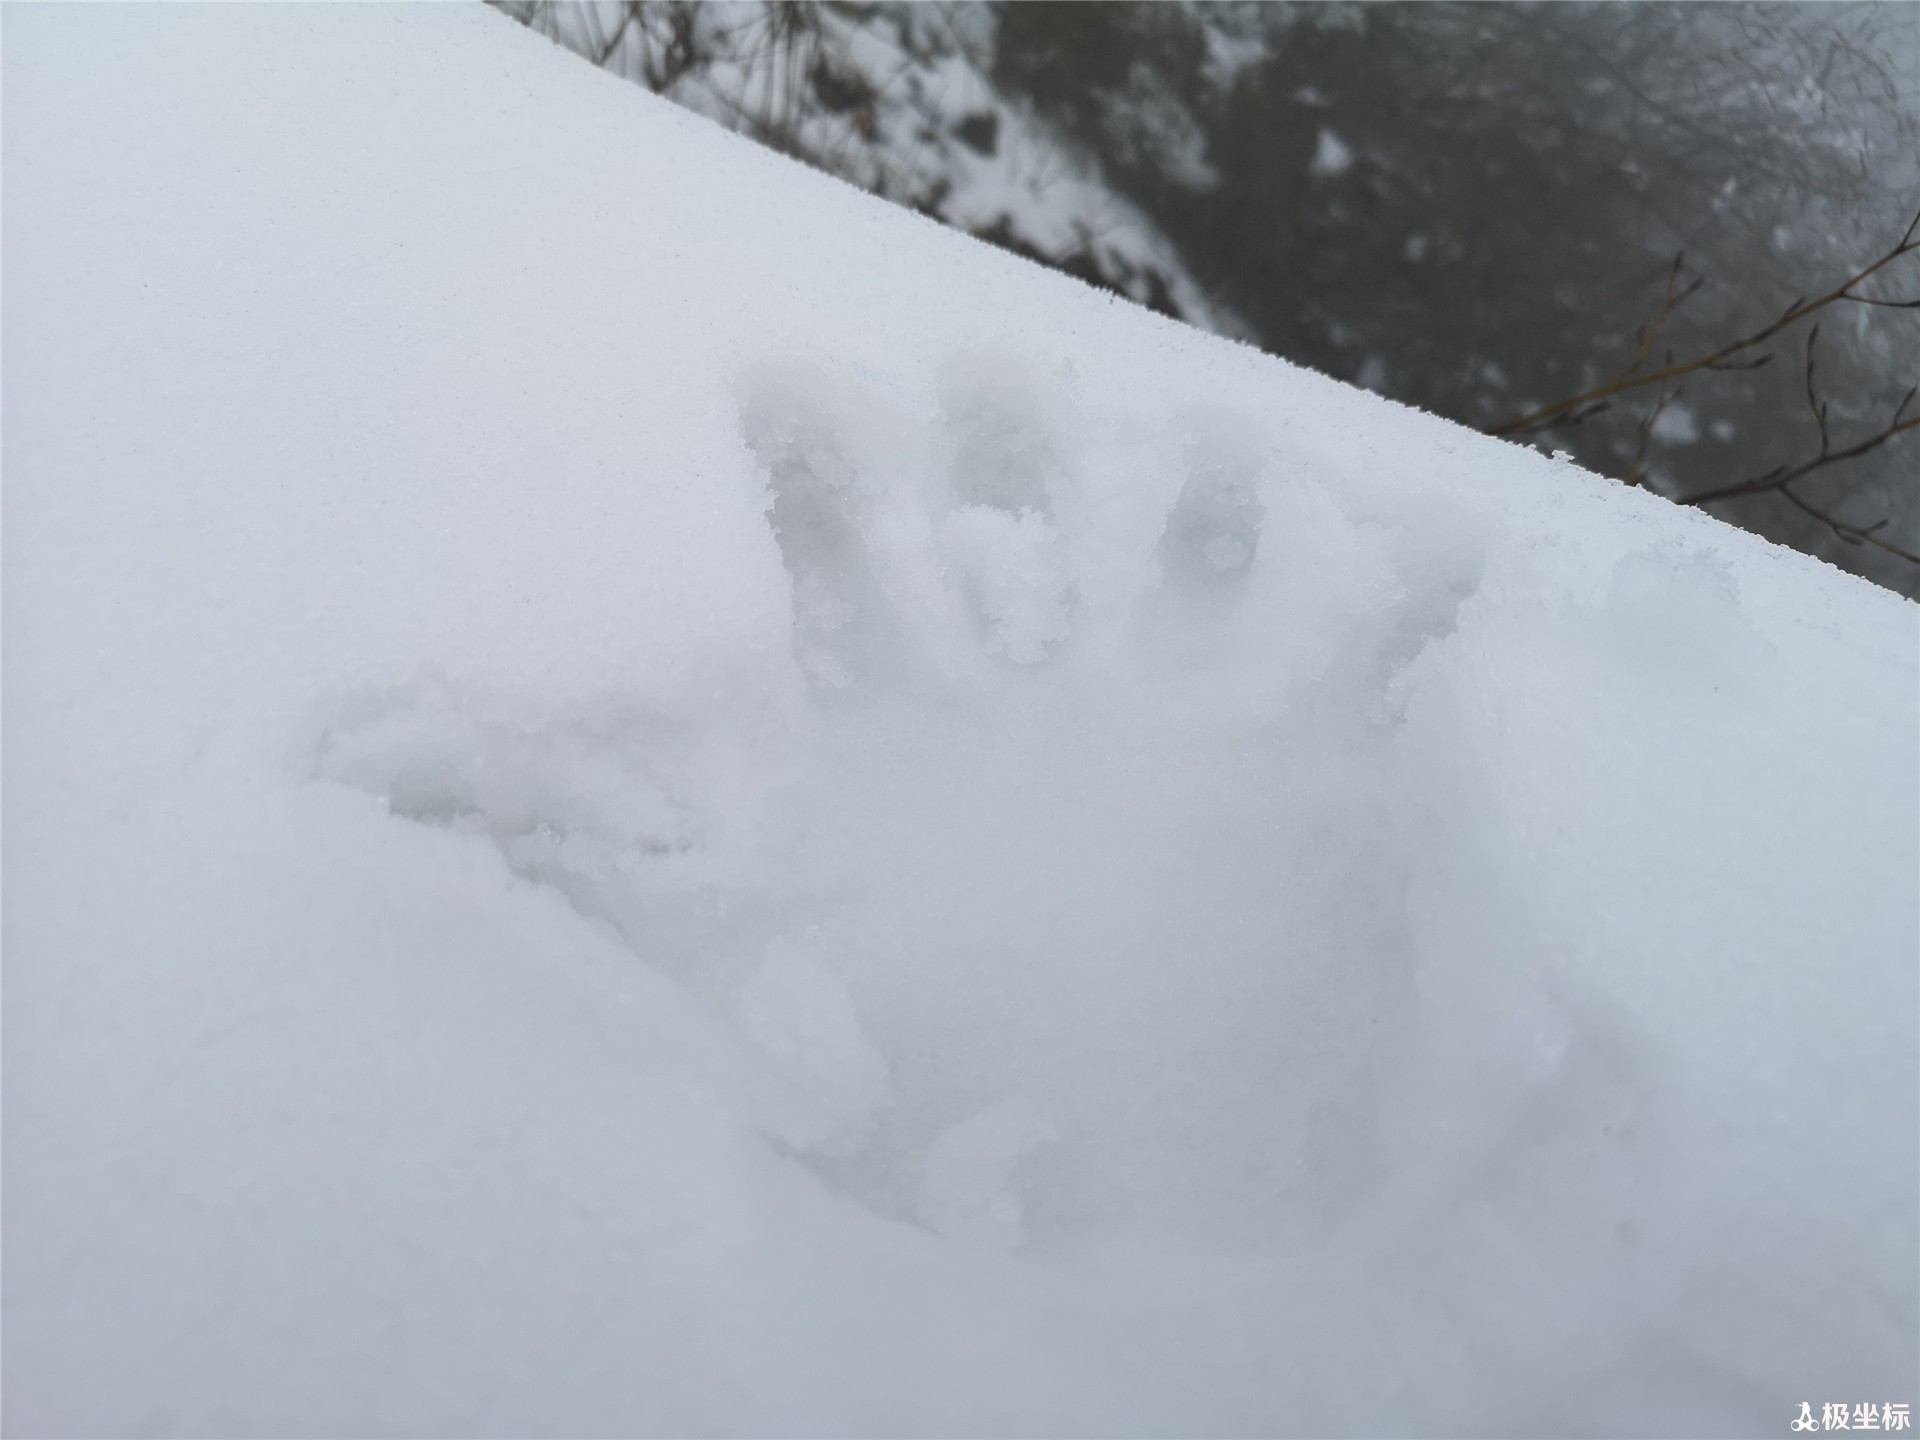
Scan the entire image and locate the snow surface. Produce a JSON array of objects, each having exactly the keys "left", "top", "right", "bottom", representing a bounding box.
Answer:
[{"left": 4, "top": 7, "right": 1916, "bottom": 1436}]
